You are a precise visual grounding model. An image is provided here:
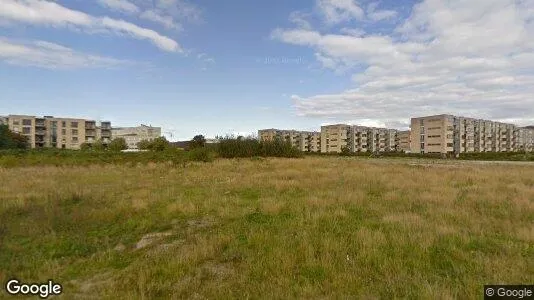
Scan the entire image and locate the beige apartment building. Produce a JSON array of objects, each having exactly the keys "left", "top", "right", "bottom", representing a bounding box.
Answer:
[
  {"left": 258, "top": 129, "right": 321, "bottom": 152},
  {"left": 410, "top": 114, "right": 531, "bottom": 154},
  {"left": 321, "top": 124, "right": 400, "bottom": 153},
  {"left": 112, "top": 124, "right": 162, "bottom": 149},
  {"left": 3, "top": 115, "right": 111, "bottom": 149},
  {"left": 397, "top": 130, "right": 411, "bottom": 153}
]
